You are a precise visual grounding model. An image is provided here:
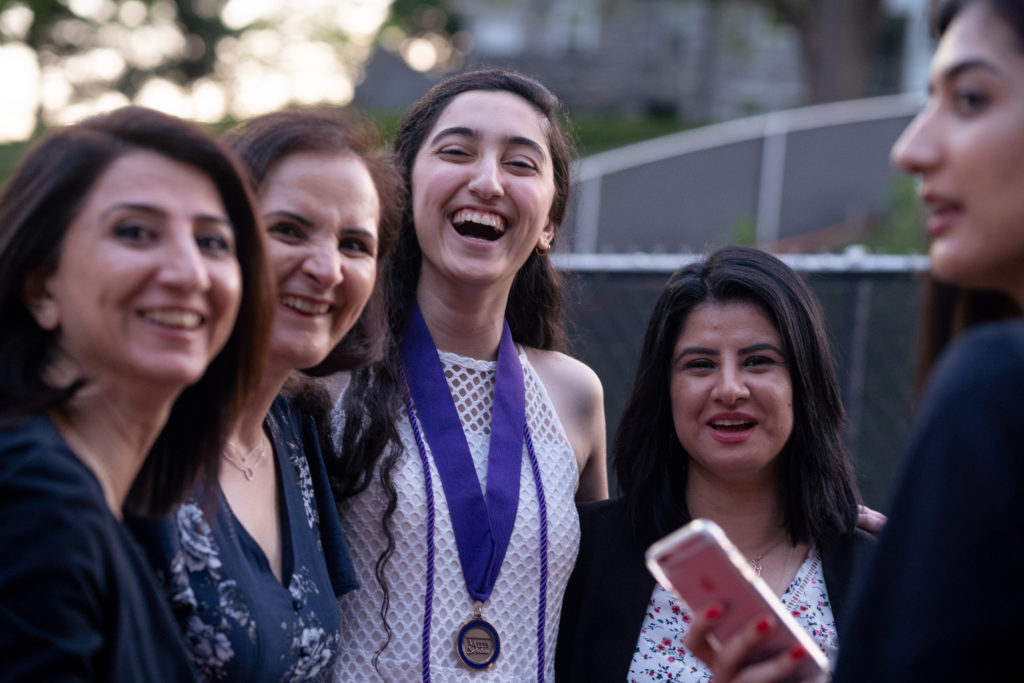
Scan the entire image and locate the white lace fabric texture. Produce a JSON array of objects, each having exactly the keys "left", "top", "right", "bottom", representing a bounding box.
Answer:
[{"left": 332, "top": 347, "right": 581, "bottom": 681}]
